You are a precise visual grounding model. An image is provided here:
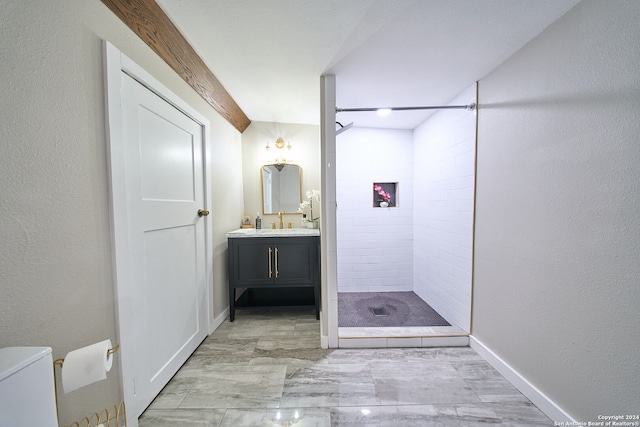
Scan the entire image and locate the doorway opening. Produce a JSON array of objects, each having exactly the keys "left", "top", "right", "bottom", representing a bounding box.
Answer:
[
  {"left": 334, "top": 85, "right": 477, "bottom": 344},
  {"left": 104, "top": 42, "right": 213, "bottom": 421}
]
